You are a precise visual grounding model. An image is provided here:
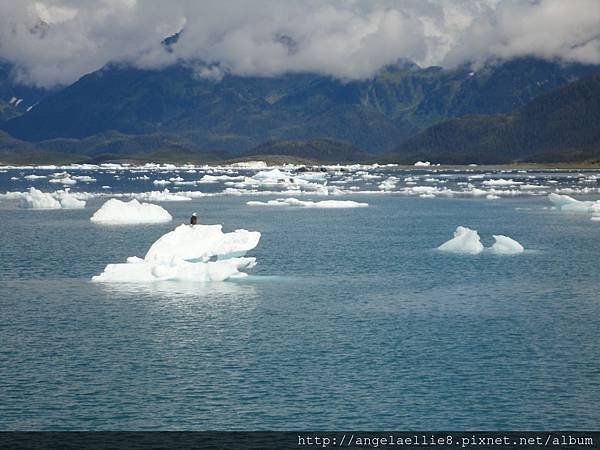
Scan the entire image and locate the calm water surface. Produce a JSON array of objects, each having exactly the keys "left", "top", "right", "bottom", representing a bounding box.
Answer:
[{"left": 1, "top": 169, "right": 599, "bottom": 429}]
